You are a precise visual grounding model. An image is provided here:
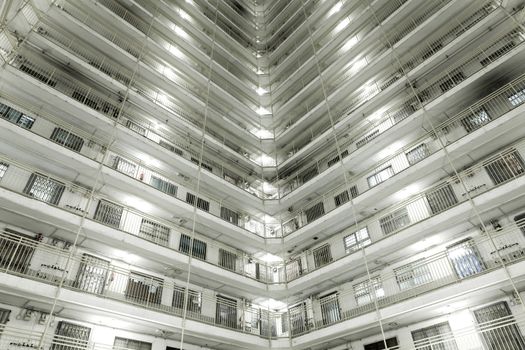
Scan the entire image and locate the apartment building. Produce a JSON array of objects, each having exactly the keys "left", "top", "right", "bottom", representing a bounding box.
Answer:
[{"left": 0, "top": 0, "right": 525, "bottom": 349}]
